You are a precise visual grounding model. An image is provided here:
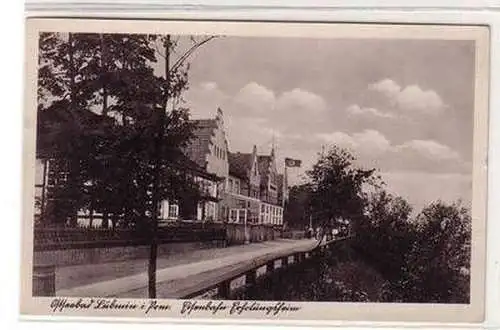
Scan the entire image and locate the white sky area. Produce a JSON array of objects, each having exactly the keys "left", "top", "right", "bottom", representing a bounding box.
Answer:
[{"left": 155, "top": 36, "right": 475, "bottom": 213}]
